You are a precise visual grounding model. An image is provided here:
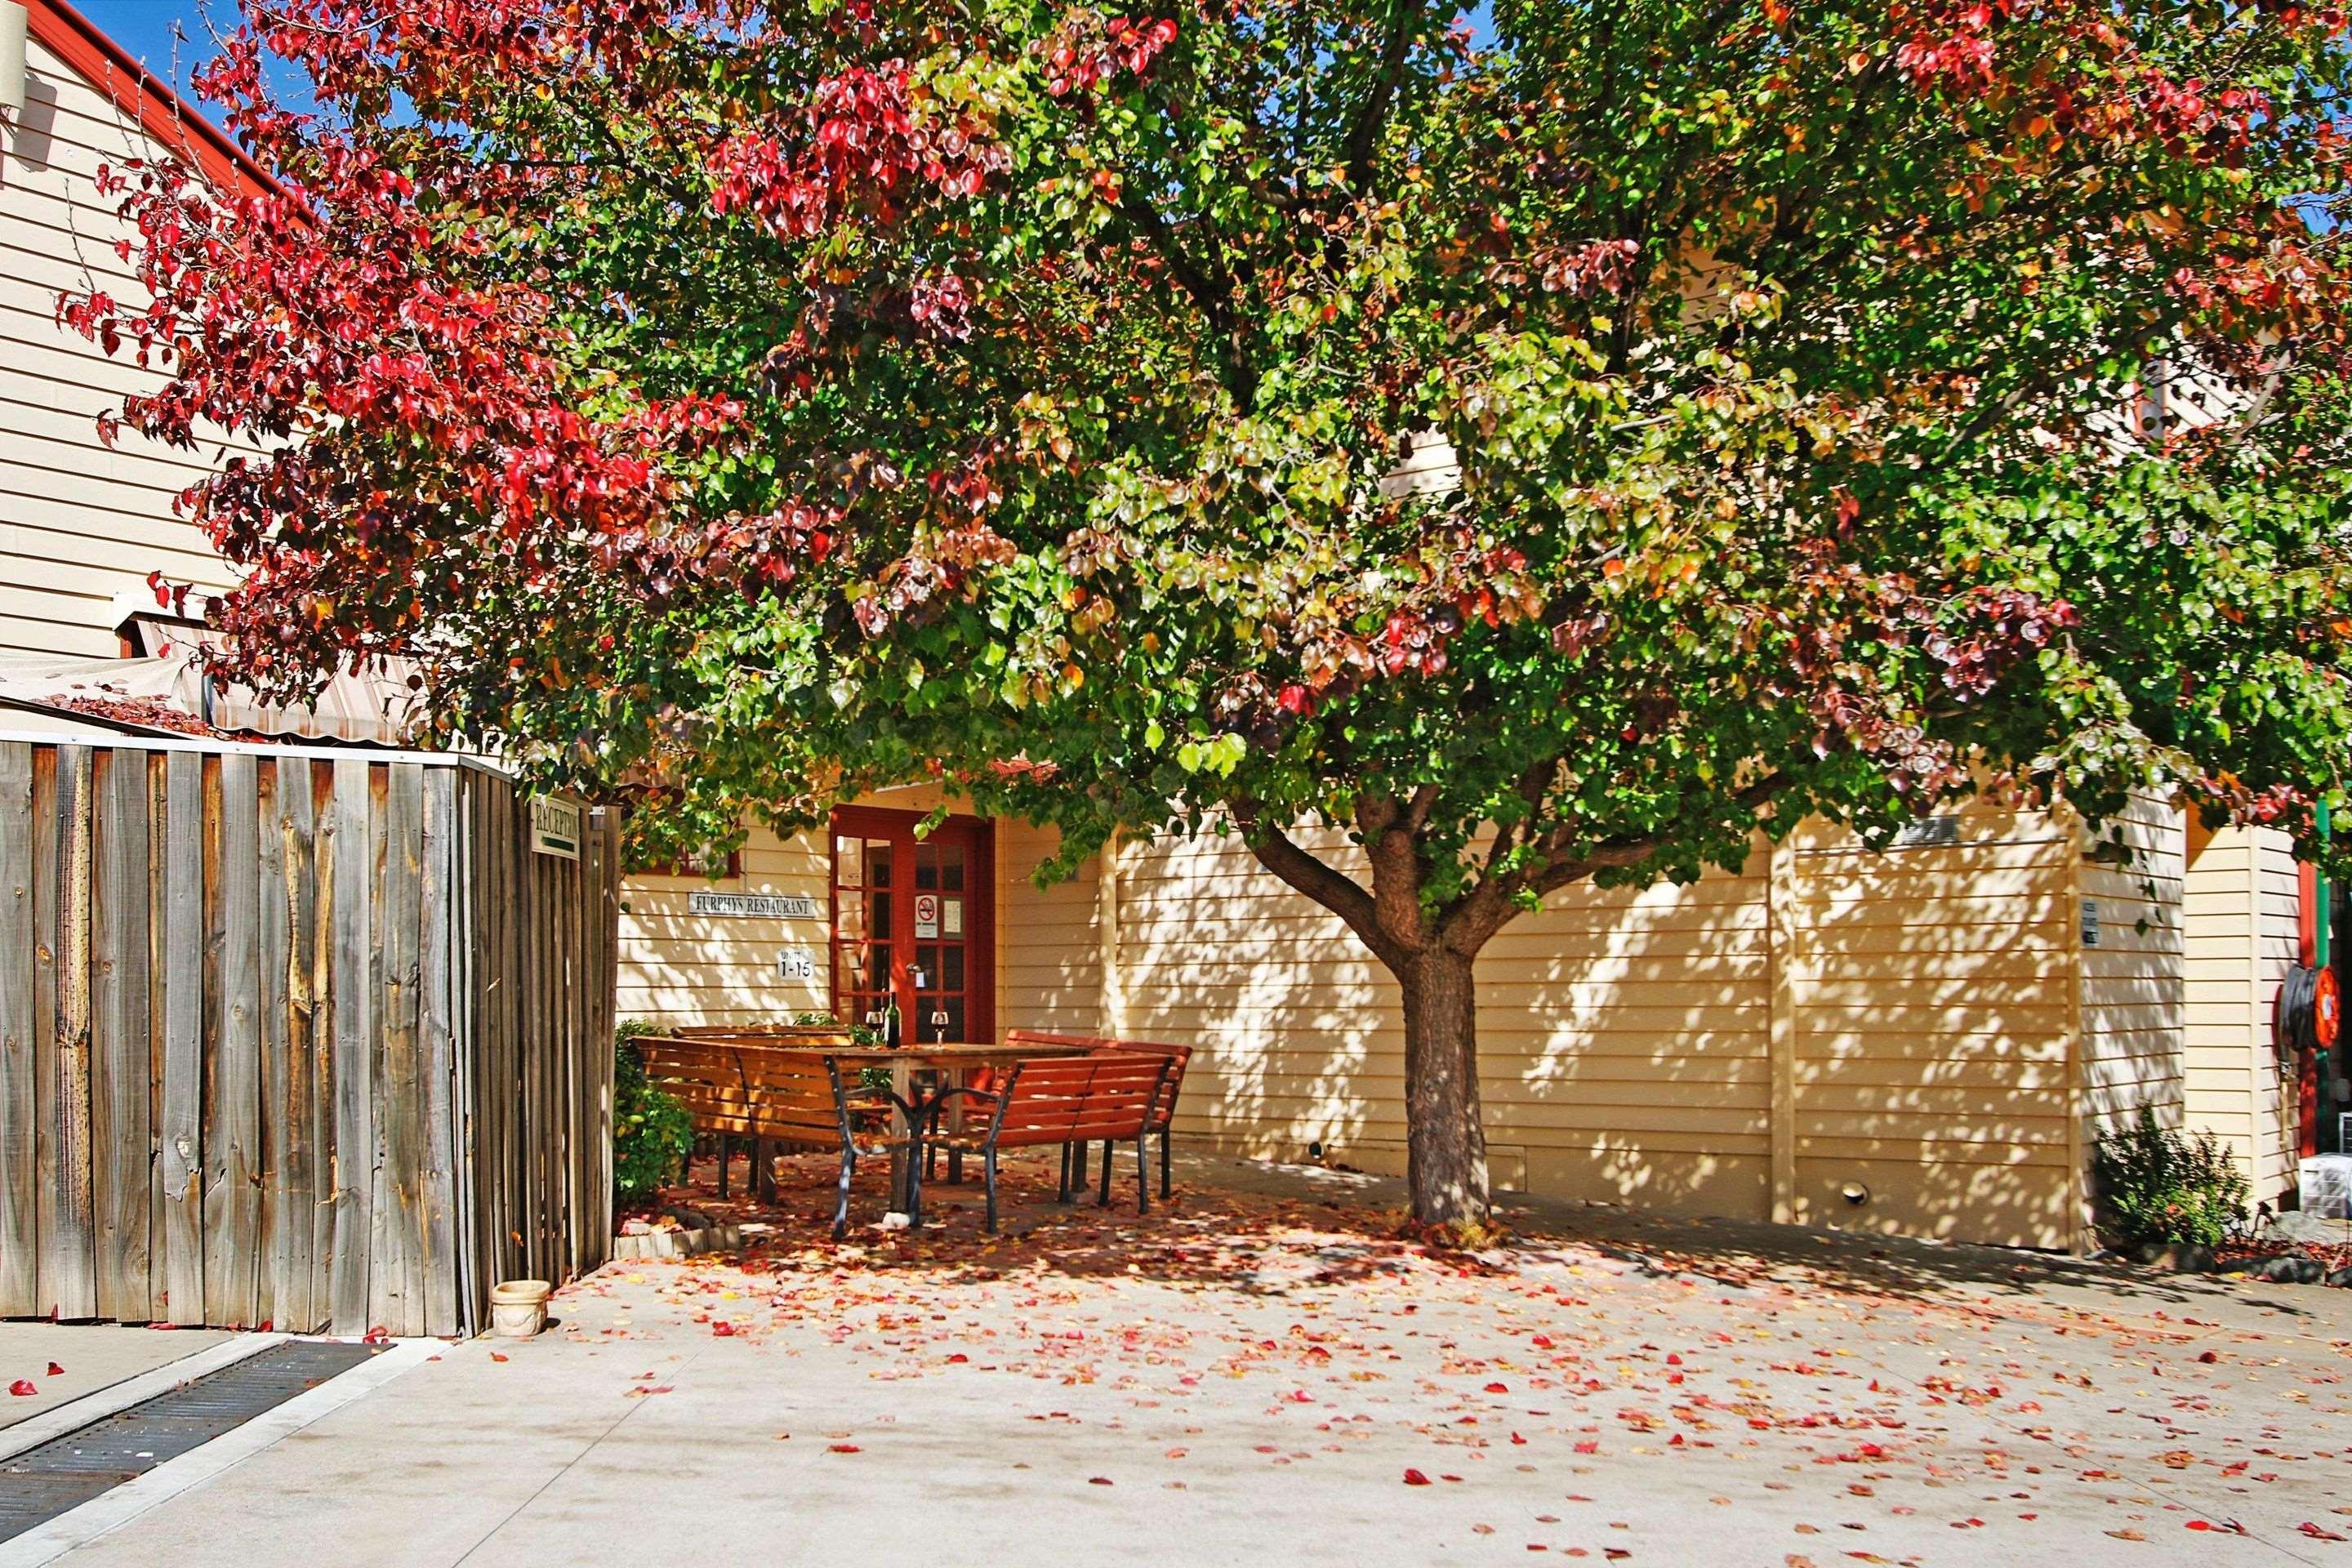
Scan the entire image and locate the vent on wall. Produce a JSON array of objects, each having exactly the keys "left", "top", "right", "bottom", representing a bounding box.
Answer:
[
  {"left": 0, "top": 2, "right": 24, "bottom": 116},
  {"left": 1891, "top": 815, "right": 1961, "bottom": 849}
]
